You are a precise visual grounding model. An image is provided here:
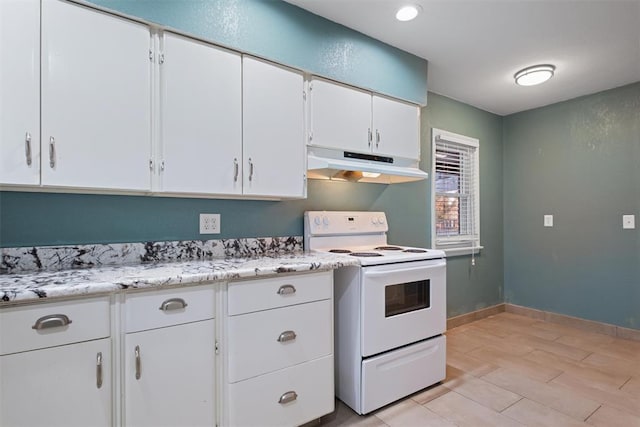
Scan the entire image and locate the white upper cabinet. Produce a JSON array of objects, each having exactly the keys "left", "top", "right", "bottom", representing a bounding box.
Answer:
[
  {"left": 309, "top": 77, "right": 420, "bottom": 161},
  {"left": 308, "top": 78, "right": 372, "bottom": 154},
  {"left": 242, "top": 57, "right": 305, "bottom": 198},
  {"left": 0, "top": 0, "right": 40, "bottom": 185},
  {"left": 372, "top": 95, "right": 420, "bottom": 160},
  {"left": 159, "top": 32, "right": 242, "bottom": 195},
  {"left": 41, "top": 0, "right": 152, "bottom": 191}
]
